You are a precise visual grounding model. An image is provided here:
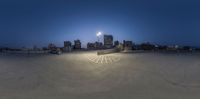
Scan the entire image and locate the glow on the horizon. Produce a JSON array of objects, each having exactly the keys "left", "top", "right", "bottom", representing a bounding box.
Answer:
[{"left": 96, "top": 32, "right": 102, "bottom": 37}]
